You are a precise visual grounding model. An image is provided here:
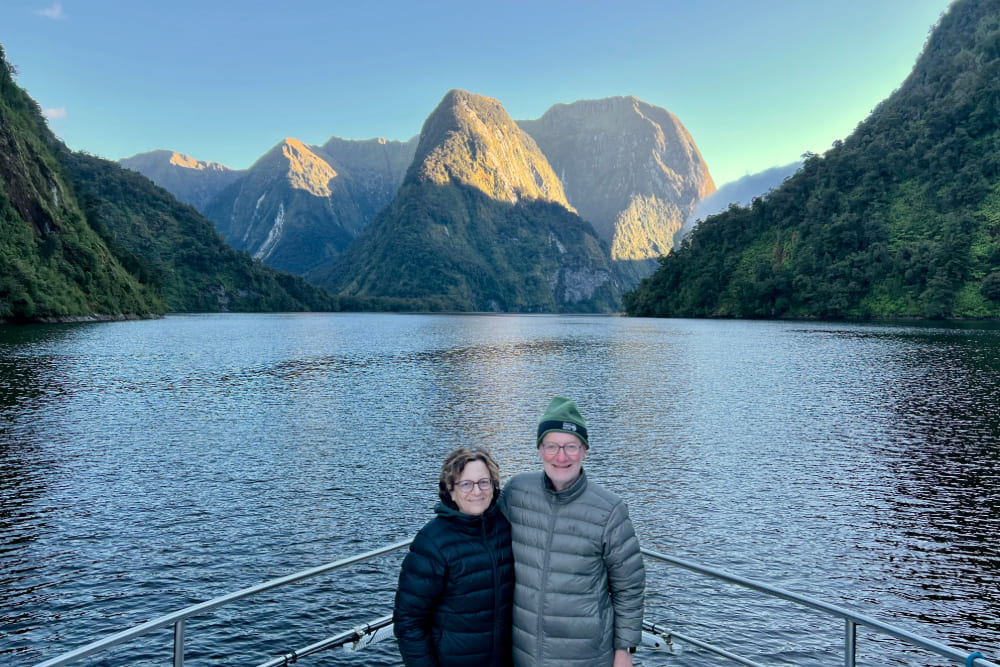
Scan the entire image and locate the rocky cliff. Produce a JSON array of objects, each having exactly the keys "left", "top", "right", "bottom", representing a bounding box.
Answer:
[
  {"left": 201, "top": 138, "right": 356, "bottom": 275},
  {"left": 197, "top": 136, "right": 415, "bottom": 275},
  {"left": 320, "top": 135, "right": 418, "bottom": 221},
  {"left": 119, "top": 150, "right": 244, "bottom": 212},
  {"left": 518, "top": 96, "right": 715, "bottom": 262},
  {"left": 312, "top": 89, "right": 621, "bottom": 312}
]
